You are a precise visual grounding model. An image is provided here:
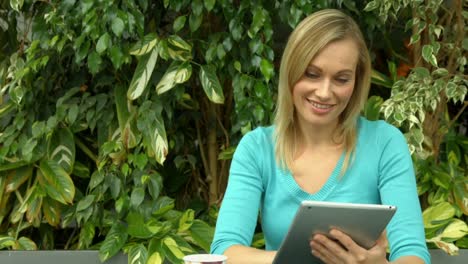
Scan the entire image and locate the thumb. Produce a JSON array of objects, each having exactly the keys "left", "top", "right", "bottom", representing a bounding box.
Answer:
[{"left": 375, "top": 230, "right": 388, "bottom": 249}]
